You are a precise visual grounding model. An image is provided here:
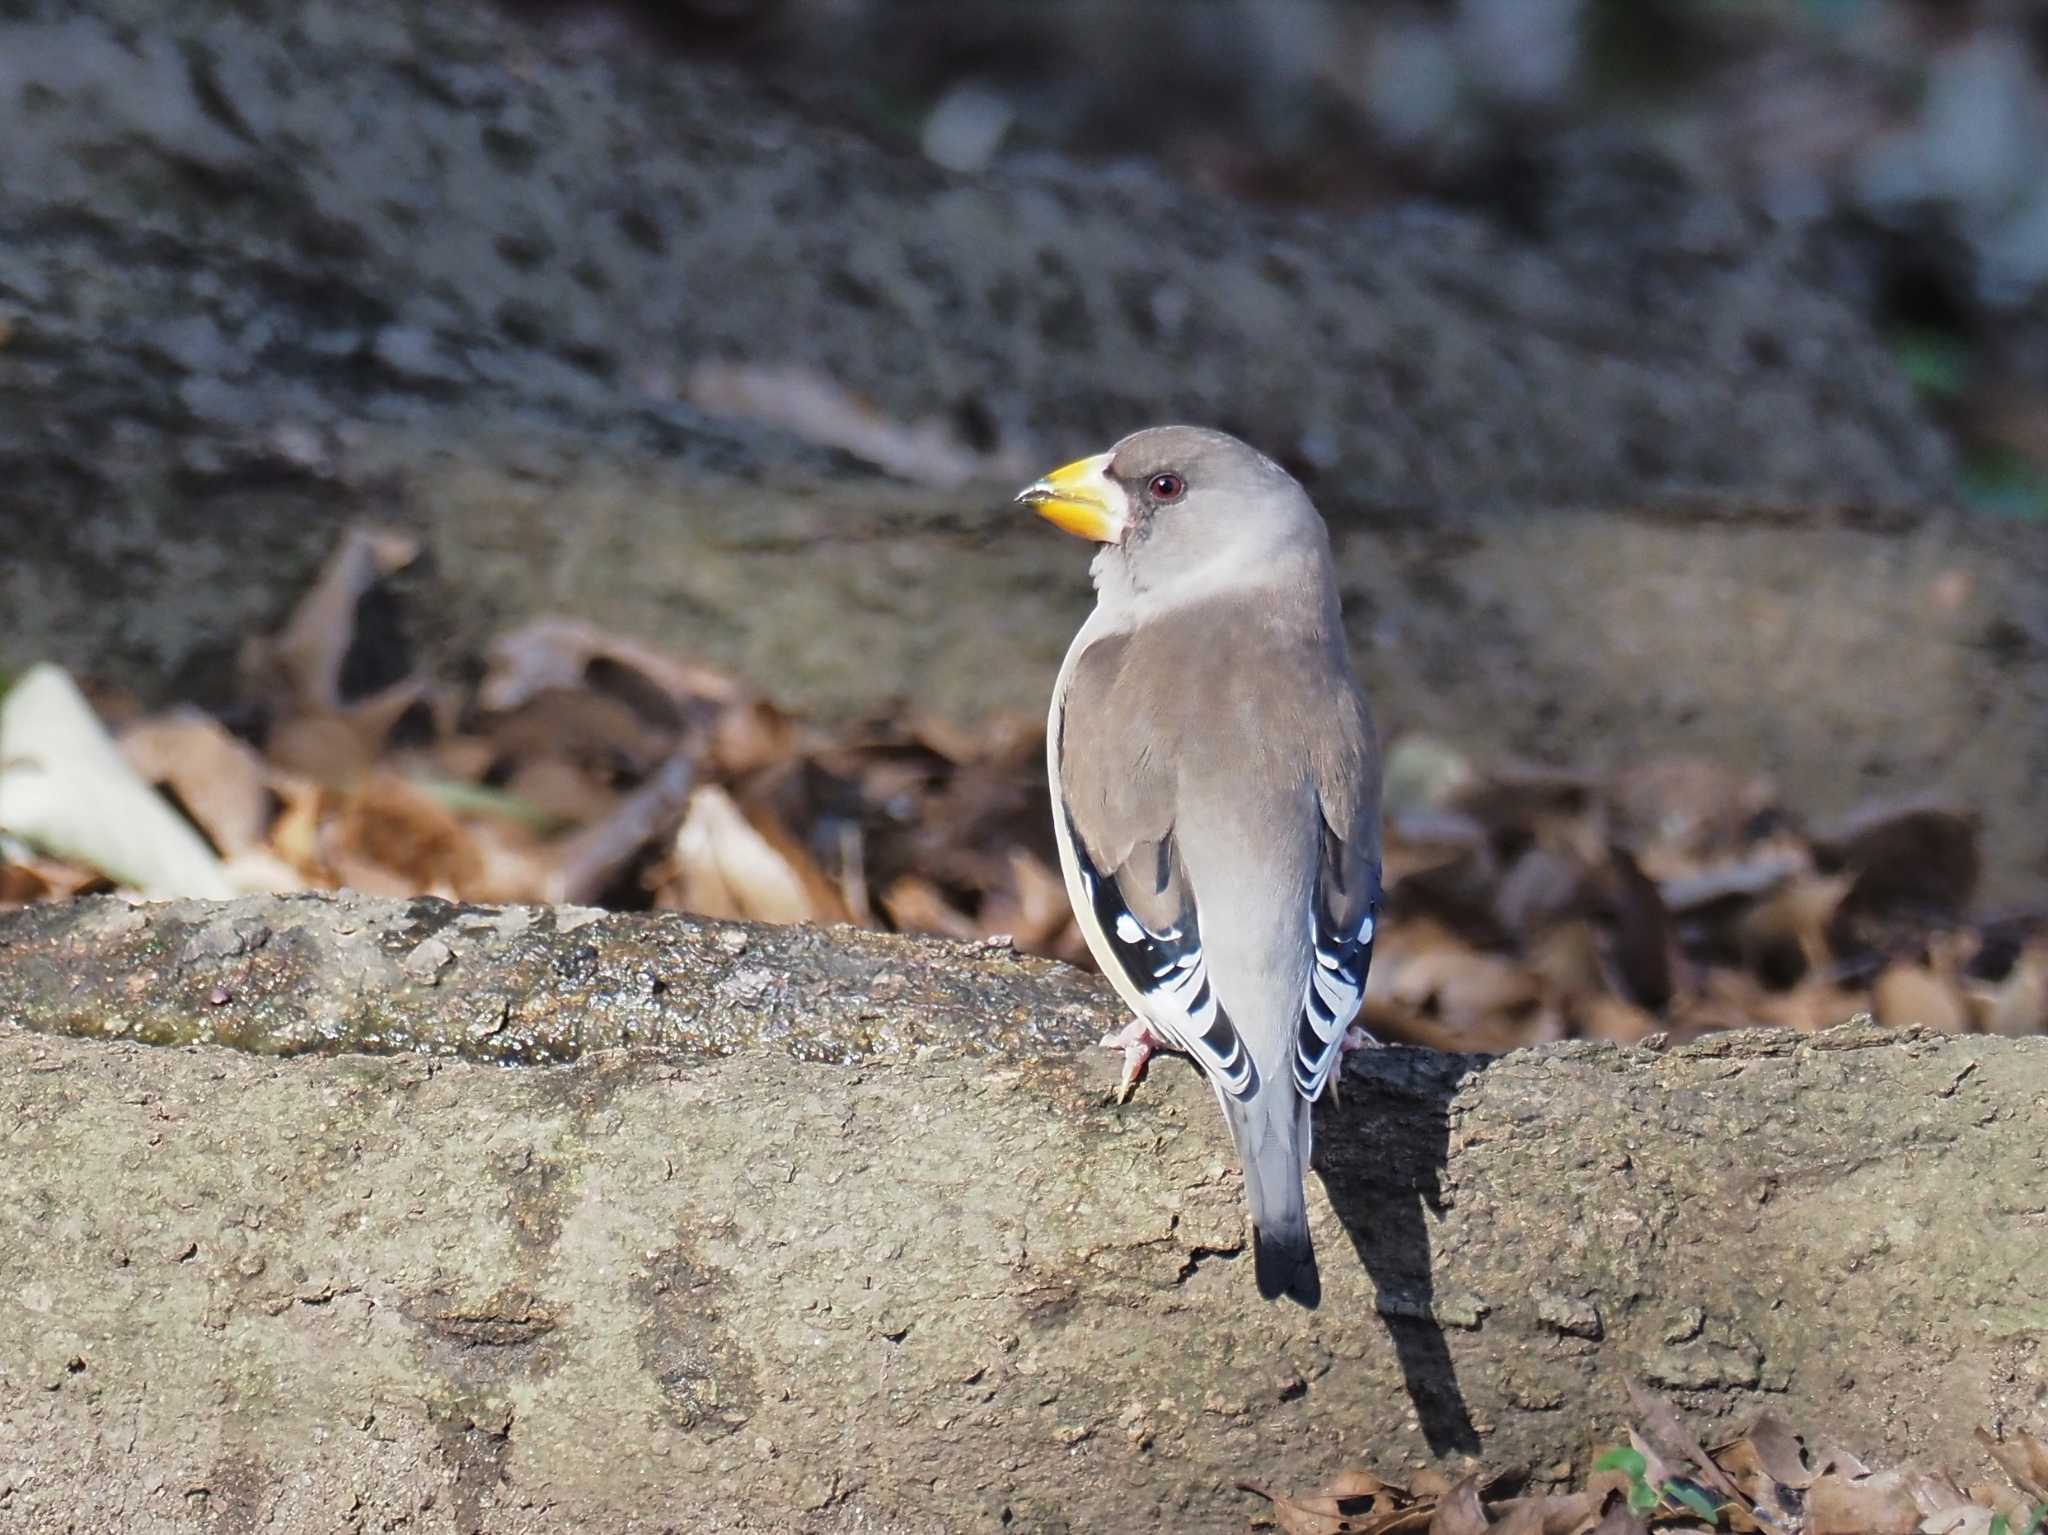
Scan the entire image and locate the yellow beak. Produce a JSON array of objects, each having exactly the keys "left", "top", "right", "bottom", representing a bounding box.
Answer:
[{"left": 1015, "top": 452, "right": 1126, "bottom": 543}]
